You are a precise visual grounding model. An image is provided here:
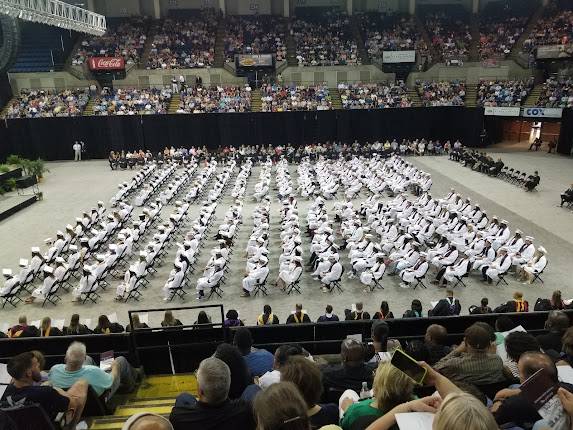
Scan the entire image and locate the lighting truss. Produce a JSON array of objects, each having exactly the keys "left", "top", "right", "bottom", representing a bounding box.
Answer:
[{"left": 0, "top": 0, "right": 106, "bottom": 35}]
